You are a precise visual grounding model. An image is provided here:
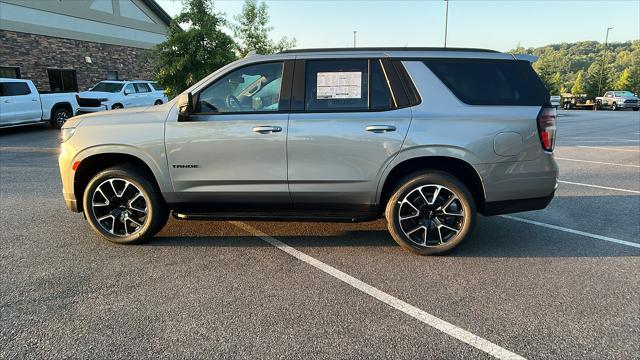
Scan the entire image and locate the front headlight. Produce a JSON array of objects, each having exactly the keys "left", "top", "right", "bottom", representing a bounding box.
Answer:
[
  {"left": 61, "top": 127, "right": 76, "bottom": 142},
  {"left": 99, "top": 98, "right": 110, "bottom": 103}
]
